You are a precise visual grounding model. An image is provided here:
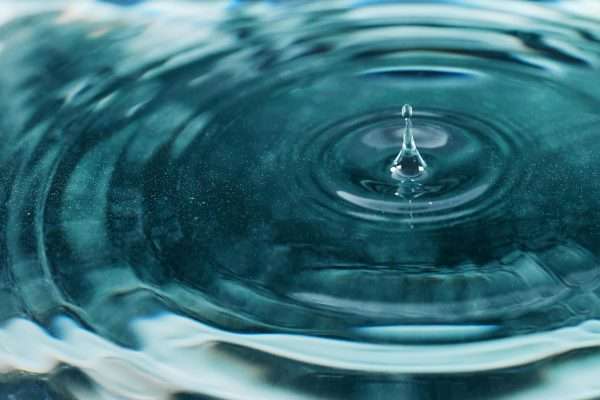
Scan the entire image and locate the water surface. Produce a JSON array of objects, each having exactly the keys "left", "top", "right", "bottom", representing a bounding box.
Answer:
[{"left": 2, "top": 0, "right": 600, "bottom": 398}]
